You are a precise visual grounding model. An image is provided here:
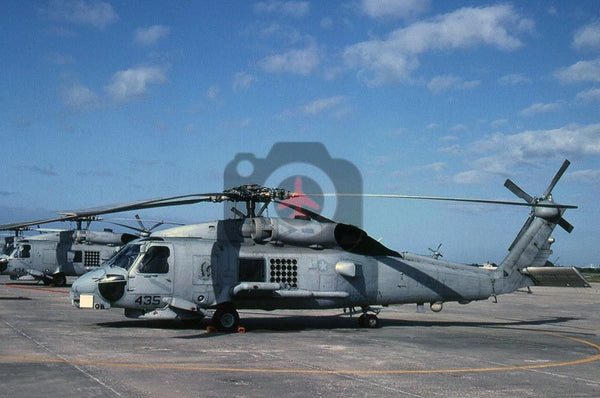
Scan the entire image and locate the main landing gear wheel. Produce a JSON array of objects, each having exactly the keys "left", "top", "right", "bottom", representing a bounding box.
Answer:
[
  {"left": 358, "top": 313, "right": 379, "bottom": 328},
  {"left": 213, "top": 304, "right": 240, "bottom": 332},
  {"left": 52, "top": 273, "right": 67, "bottom": 287}
]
